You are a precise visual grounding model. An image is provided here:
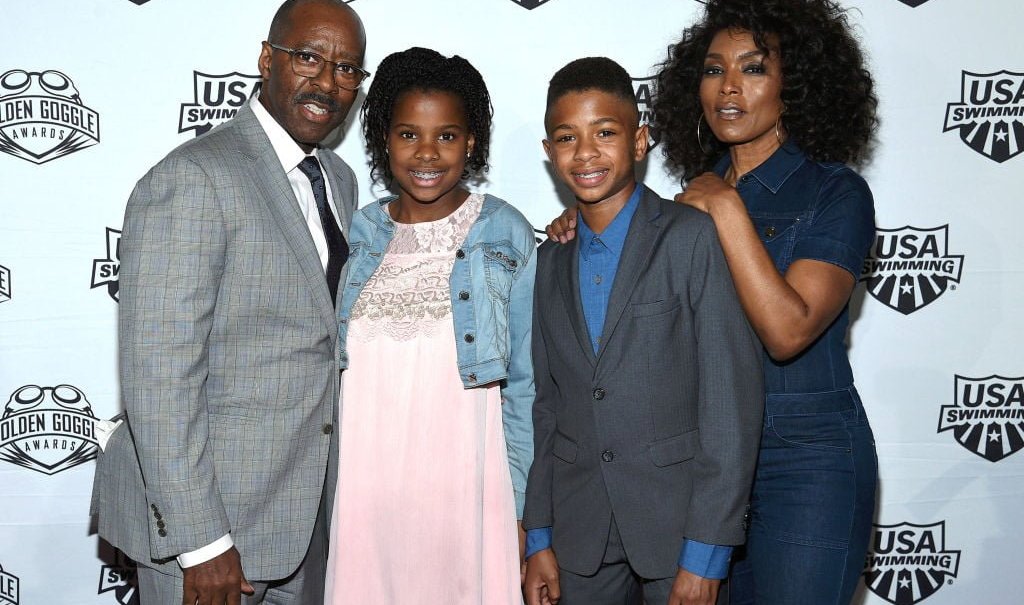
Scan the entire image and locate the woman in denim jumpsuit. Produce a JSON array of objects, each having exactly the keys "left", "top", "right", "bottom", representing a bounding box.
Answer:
[{"left": 654, "top": 1, "right": 880, "bottom": 603}]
